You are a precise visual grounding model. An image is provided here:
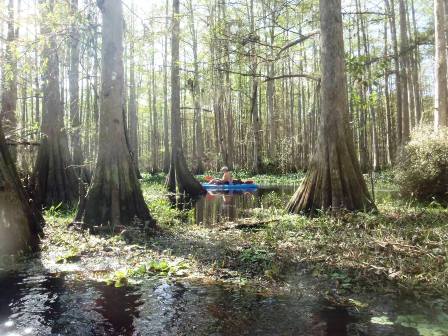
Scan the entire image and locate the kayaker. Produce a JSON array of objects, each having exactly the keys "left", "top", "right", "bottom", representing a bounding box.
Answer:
[
  {"left": 221, "top": 166, "right": 233, "bottom": 184},
  {"left": 208, "top": 166, "right": 234, "bottom": 185}
]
